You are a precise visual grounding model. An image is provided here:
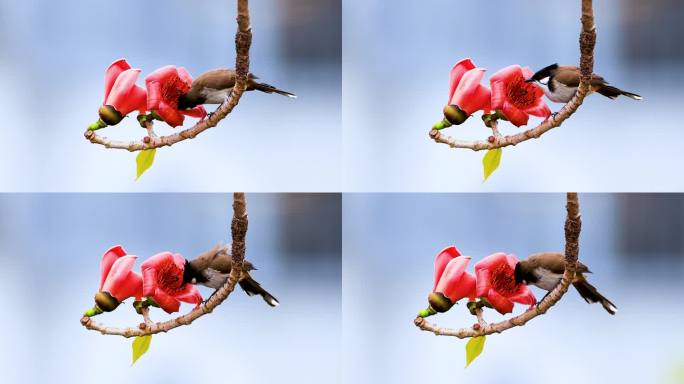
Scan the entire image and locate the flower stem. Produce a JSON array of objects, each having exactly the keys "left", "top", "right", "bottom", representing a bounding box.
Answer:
[
  {"left": 417, "top": 306, "right": 437, "bottom": 318},
  {"left": 84, "top": 306, "right": 103, "bottom": 317},
  {"left": 88, "top": 119, "right": 107, "bottom": 131},
  {"left": 432, "top": 119, "right": 452, "bottom": 130}
]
